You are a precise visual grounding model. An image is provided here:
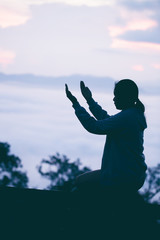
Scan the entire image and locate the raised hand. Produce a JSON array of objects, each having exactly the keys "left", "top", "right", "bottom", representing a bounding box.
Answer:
[
  {"left": 80, "top": 81, "right": 92, "bottom": 101},
  {"left": 65, "top": 84, "right": 78, "bottom": 104}
]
